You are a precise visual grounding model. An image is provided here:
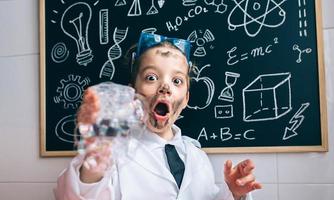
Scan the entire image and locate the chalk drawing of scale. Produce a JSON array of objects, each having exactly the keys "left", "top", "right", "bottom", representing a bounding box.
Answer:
[
  {"left": 99, "top": 27, "right": 129, "bottom": 80},
  {"left": 227, "top": 0, "right": 287, "bottom": 37}
]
